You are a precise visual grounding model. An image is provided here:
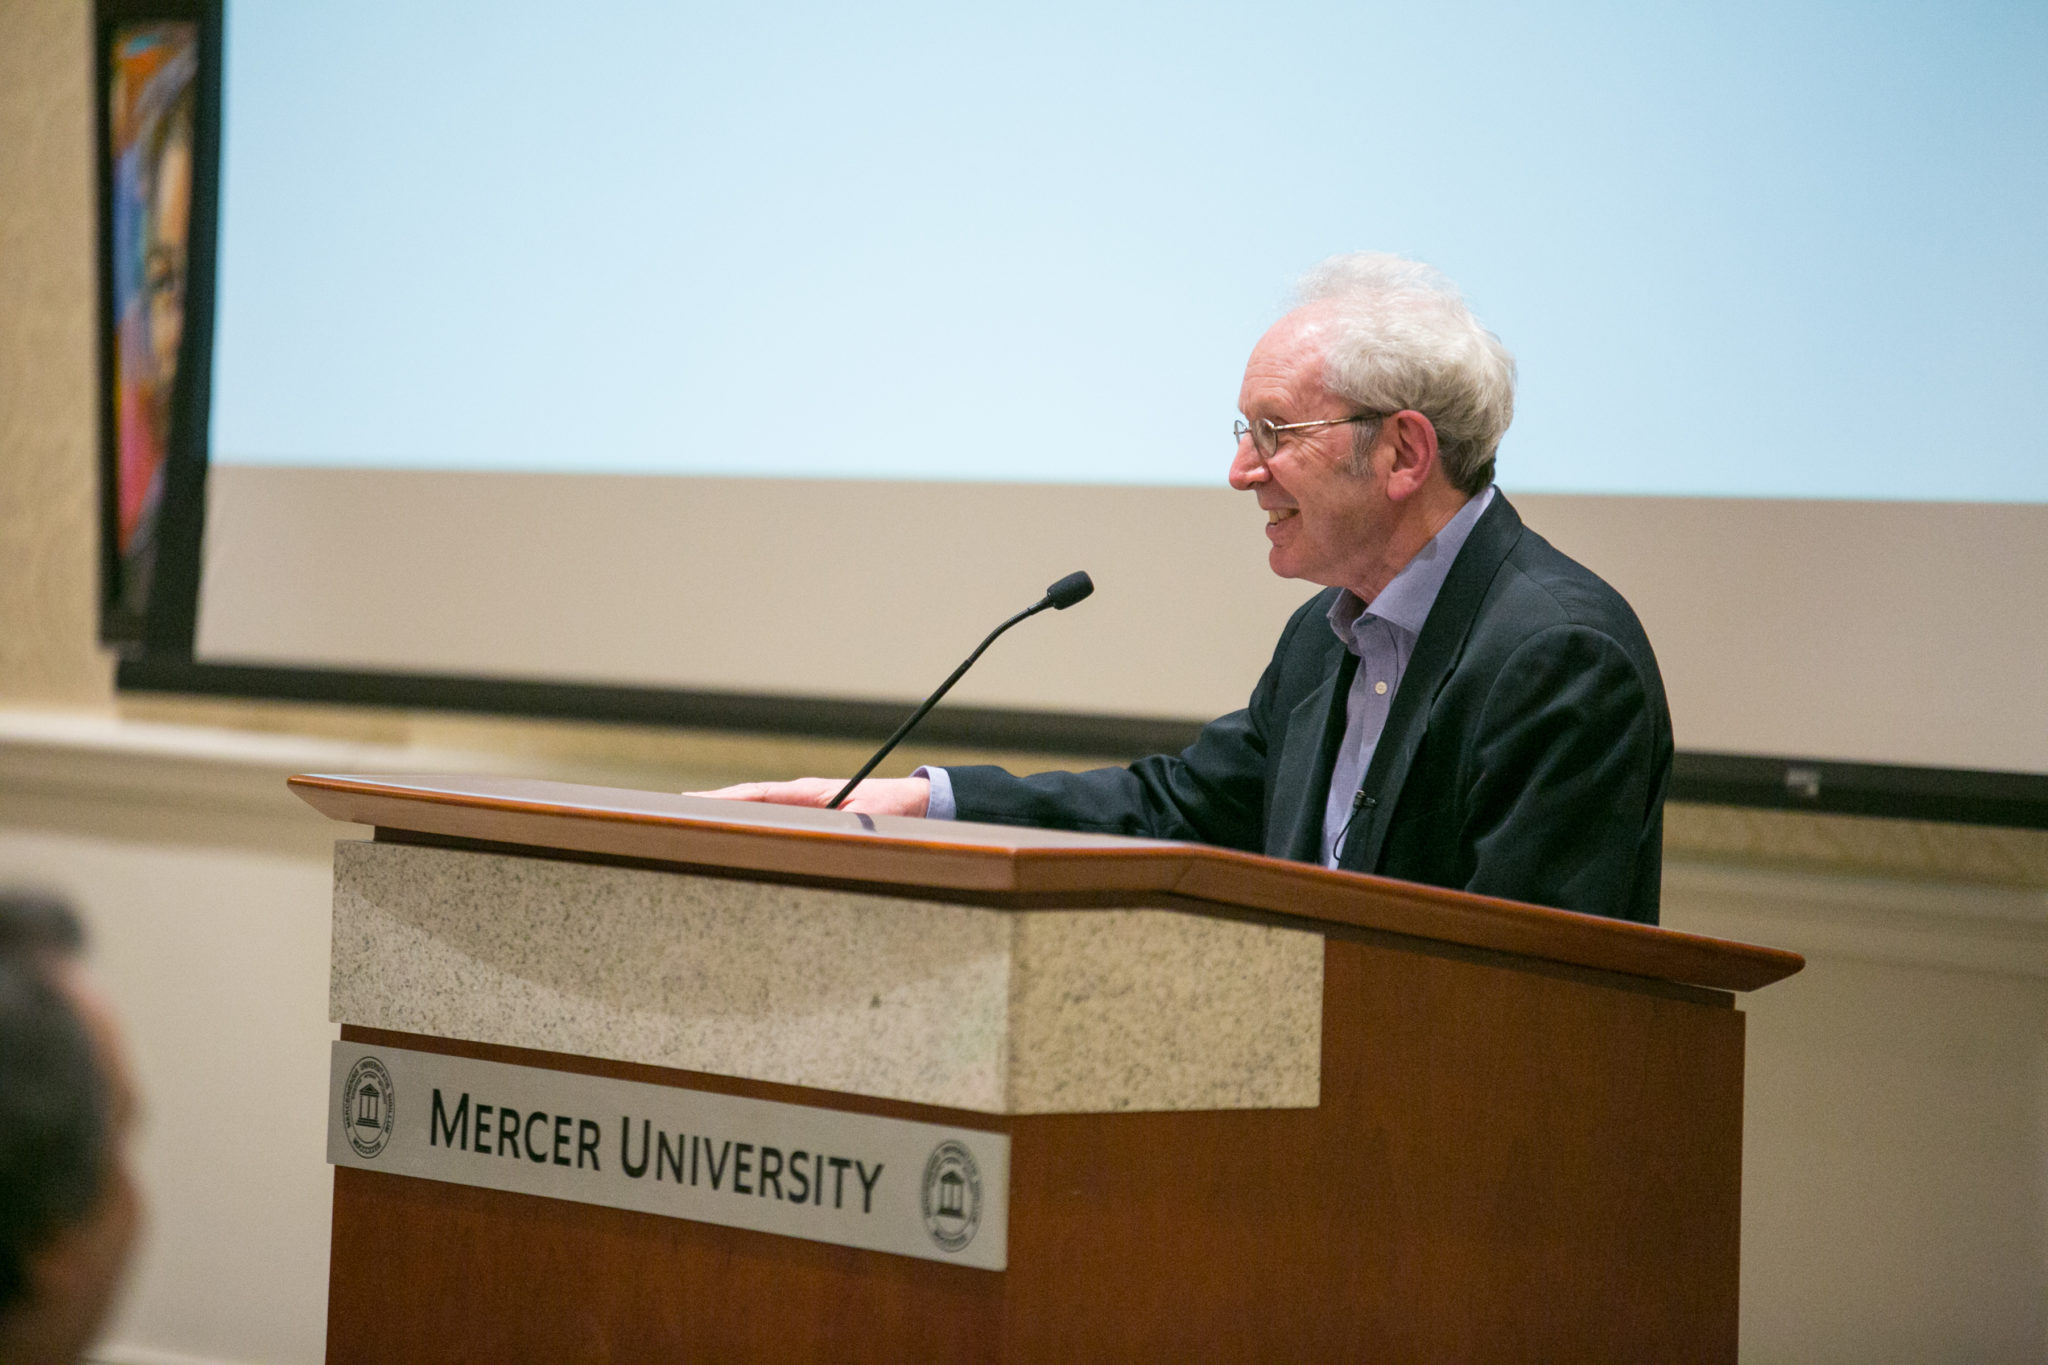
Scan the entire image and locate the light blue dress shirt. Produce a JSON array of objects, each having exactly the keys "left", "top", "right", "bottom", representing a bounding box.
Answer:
[
  {"left": 922, "top": 486, "right": 1496, "bottom": 869},
  {"left": 1318, "top": 484, "right": 1493, "bottom": 865}
]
